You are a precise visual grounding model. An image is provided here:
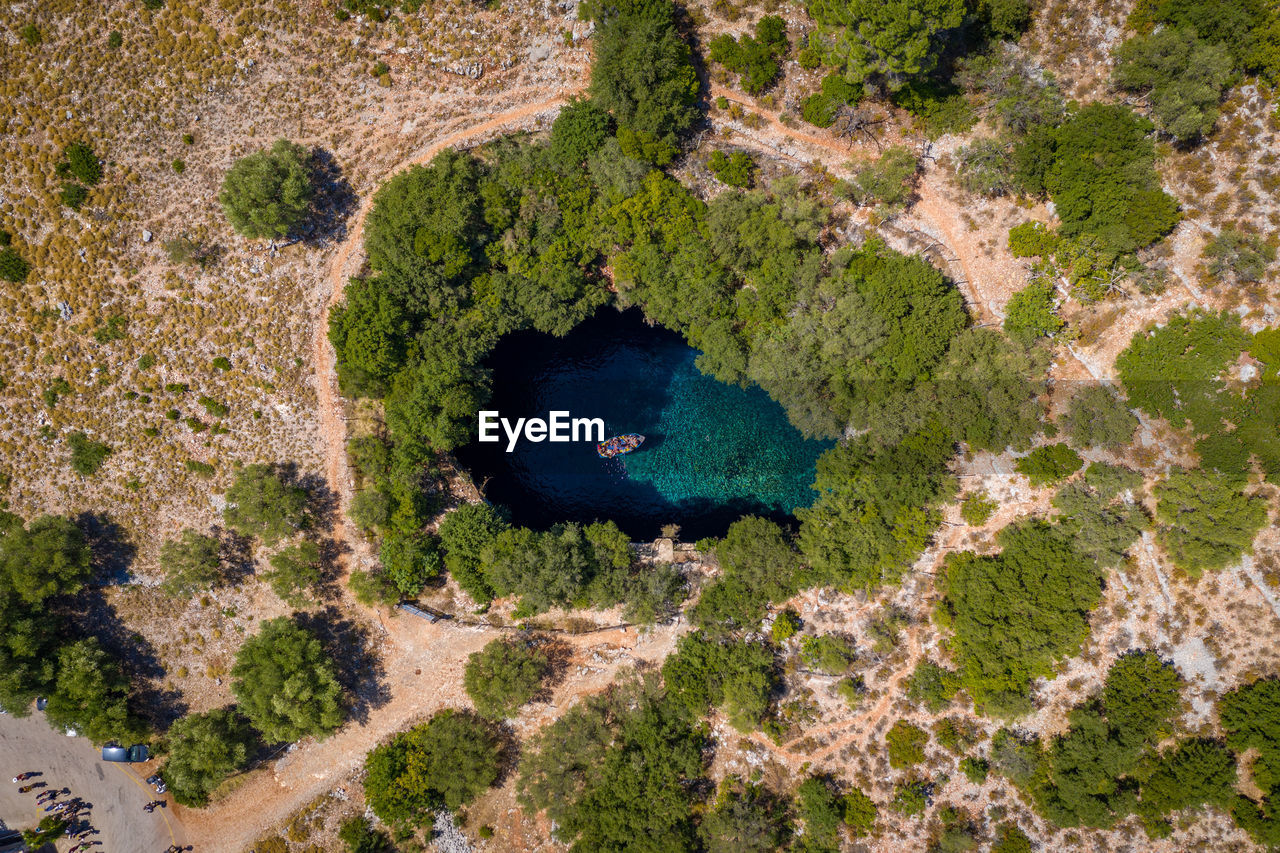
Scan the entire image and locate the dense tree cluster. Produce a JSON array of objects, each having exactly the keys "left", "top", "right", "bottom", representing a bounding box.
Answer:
[{"left": 708, "top": 16, "right": 789, "bottom": 95}]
